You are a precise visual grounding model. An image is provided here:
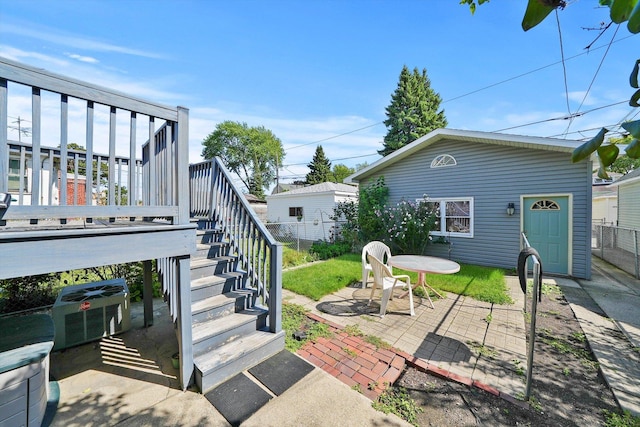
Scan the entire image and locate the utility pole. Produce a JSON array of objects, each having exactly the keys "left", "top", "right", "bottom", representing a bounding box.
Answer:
[
  {"left": 275, "top": 152, "right": 280, "bottom": 194},
  {"left": 9, "top": 116, "right": 32, "bottom": 142}
]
